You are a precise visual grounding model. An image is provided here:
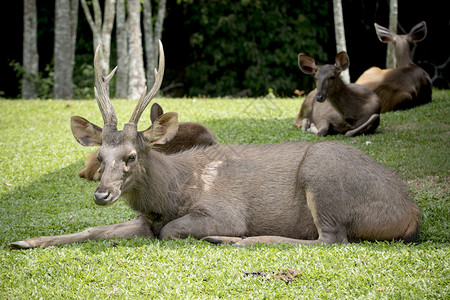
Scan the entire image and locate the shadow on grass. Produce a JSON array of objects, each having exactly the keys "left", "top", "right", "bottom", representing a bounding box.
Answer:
[{"left": 0, "top": 161, "right": 135, "bottom": 249}]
